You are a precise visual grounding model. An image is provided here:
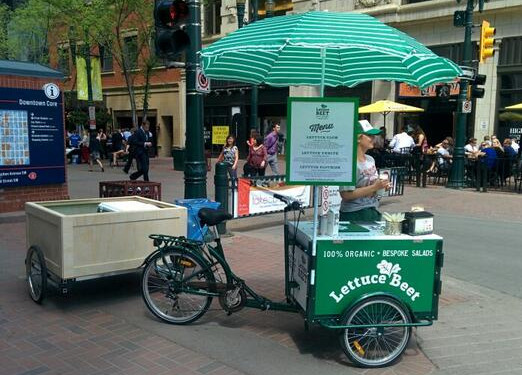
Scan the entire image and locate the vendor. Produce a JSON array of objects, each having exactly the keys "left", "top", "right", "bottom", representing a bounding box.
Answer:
[{"left": 339, "top": 120, "right": 391, "bottom": 222}]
